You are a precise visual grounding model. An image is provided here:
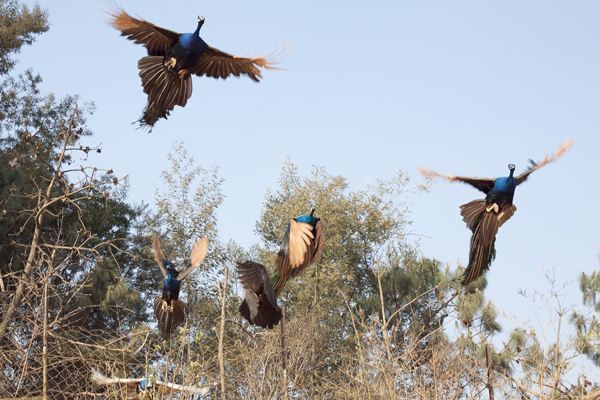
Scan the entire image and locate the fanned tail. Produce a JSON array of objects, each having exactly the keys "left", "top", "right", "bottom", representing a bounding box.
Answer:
[
  {"left": 153, "top": 297, "right": 186, "bottom": 336},
  {"left": 137, "top": 56, "right": 193, "bottom": 129},
  {"left": 138, "top": 103, "right": 171, "bottom": 130}
]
